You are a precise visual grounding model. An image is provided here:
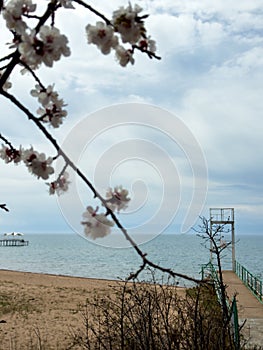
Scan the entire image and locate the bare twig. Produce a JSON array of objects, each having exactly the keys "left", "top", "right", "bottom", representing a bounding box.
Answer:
[
  {"left": 132, "top": 44, "right": 162, "bottom": 60},
  {"left": 19, "top": 60, "right": 45, "bottom": 89},
  {"left": 0, "top": 50, "right": 20, "bottom": 89},
  {"left": 0, "top": 204, "right": 9, "bottom": 212},
  {"left": 73, "top": 0, "right": 113, "bottom": 26},
  {"left": 0, "top": 132, "right": 17, "bottom": 150},
  {"left": 0, "top": 52, "right": 16, "bottom": 63}
]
